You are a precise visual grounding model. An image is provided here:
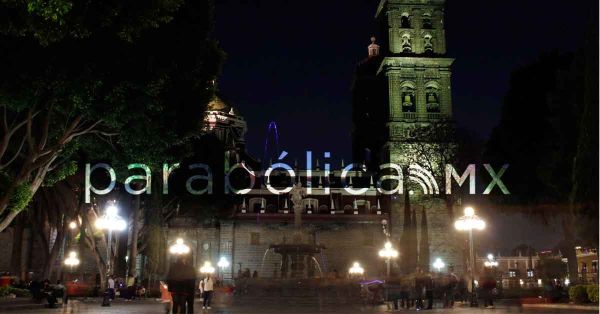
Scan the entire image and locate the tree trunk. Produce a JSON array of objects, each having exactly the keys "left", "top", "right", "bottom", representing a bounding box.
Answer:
[
  {"left": 419, "top": 208, "right": 430, "bottom": 271},
  {"left": 91, "top": 250, "right": 107, "bottom": 290},
  {"left": 128, "top": 194, "right": 141, "bottom": 278},
  {"left": 42, "top": 221, "right": 67, "bottom": 280},
  {"left": 399, "top": 186, "right": 412, "bottom": 274},
  {"left": 9, "top": 213, "right": 24, "bottom": 280},
  {"left": 0, "top": 163, "right": 46, "bottom": 232}
]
